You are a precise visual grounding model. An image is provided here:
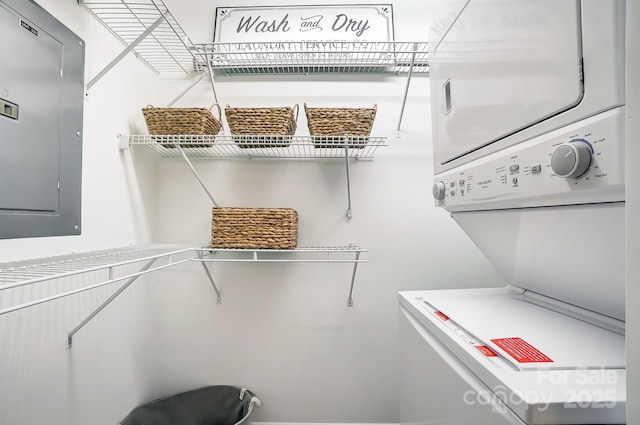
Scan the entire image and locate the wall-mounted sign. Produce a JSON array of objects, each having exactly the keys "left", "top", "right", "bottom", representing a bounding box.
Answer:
[{"left": 214, "top": 4, "right": 394, "bottom": 43}]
